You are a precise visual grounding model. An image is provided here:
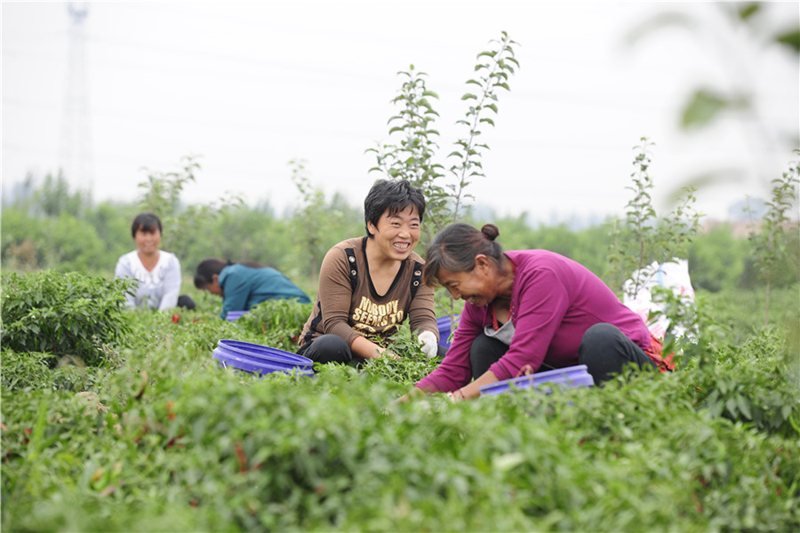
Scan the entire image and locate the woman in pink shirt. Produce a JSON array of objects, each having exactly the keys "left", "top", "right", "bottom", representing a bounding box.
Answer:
[{"left": 407, "top": 223, "right": 665, "bottom": 402}]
